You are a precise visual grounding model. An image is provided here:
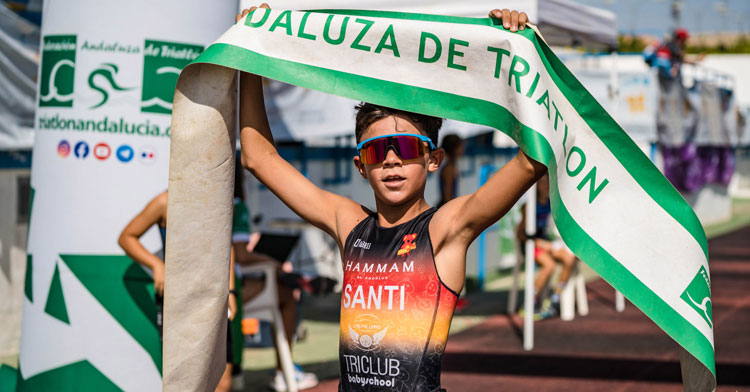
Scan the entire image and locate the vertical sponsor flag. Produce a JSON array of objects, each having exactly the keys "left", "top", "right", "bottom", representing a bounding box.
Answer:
[
  {"left": 19, "top": 1, "right": 235, "bottom": 390},
  {"left": 167, "top": 9, "right": 715, "bottom": 390}
]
